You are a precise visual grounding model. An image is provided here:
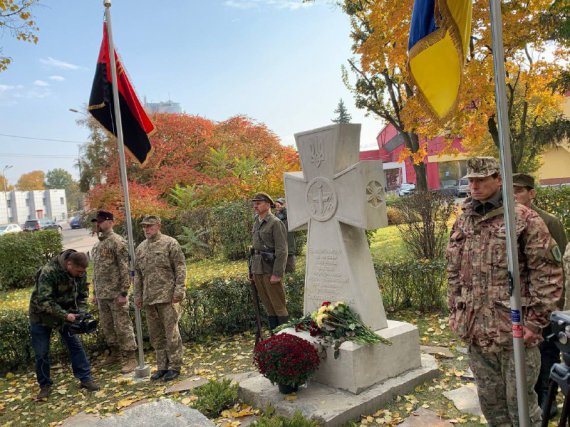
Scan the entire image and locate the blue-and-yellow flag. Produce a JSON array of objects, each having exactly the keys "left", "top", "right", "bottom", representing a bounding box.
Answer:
[{"left": 407, "top": 0, "right": 472, "bottom": 121}]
